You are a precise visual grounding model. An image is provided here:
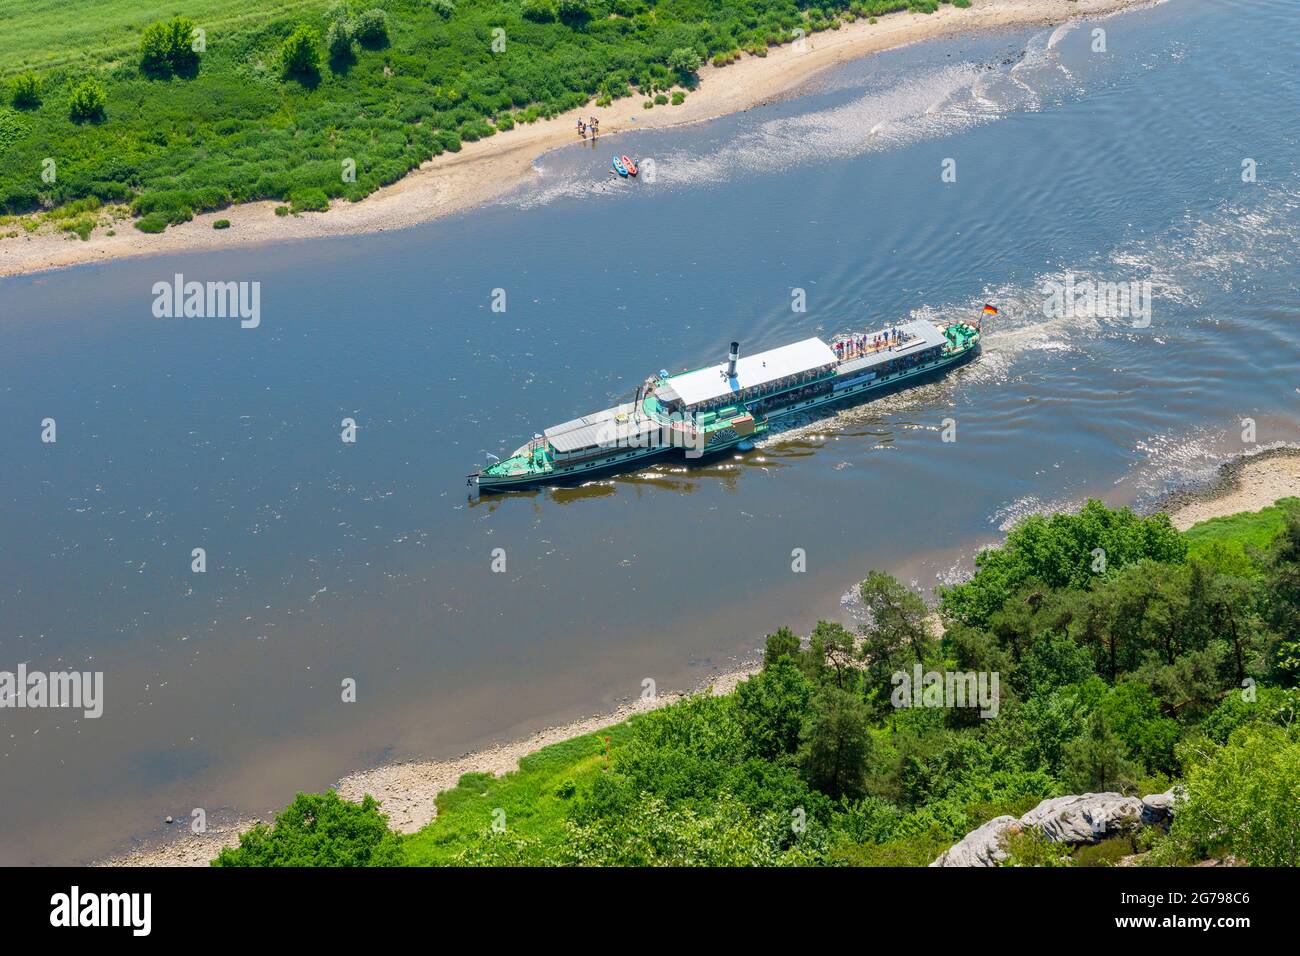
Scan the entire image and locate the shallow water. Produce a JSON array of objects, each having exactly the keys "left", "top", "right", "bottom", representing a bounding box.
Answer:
[{"left": 2, "top": 0, "right": 1298, "bottom": 863}]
